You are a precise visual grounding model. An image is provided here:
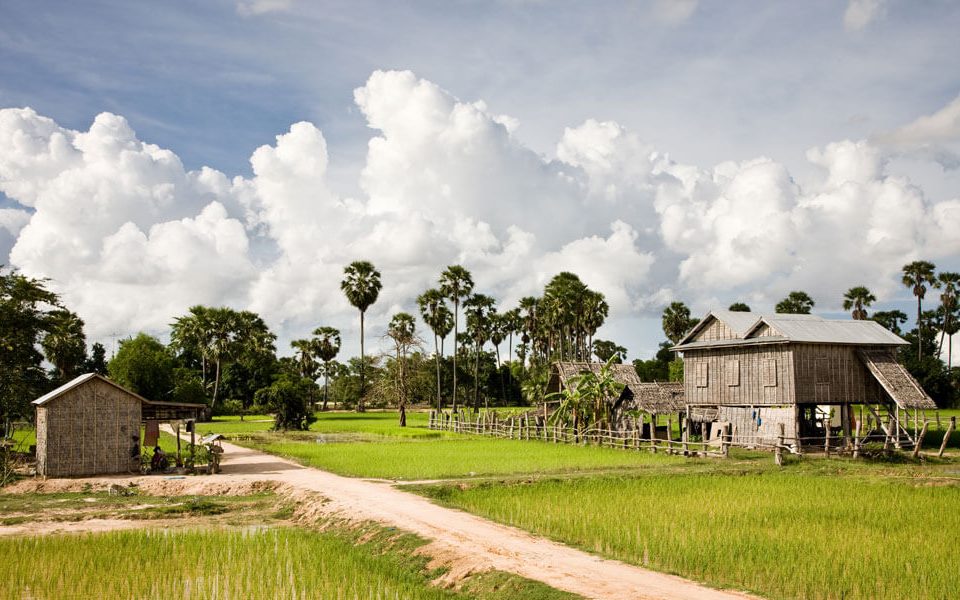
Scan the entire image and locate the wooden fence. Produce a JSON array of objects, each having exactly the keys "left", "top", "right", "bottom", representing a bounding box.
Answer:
[{"left": 428, "top": 411, "right": 957, "bottom": 465}]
